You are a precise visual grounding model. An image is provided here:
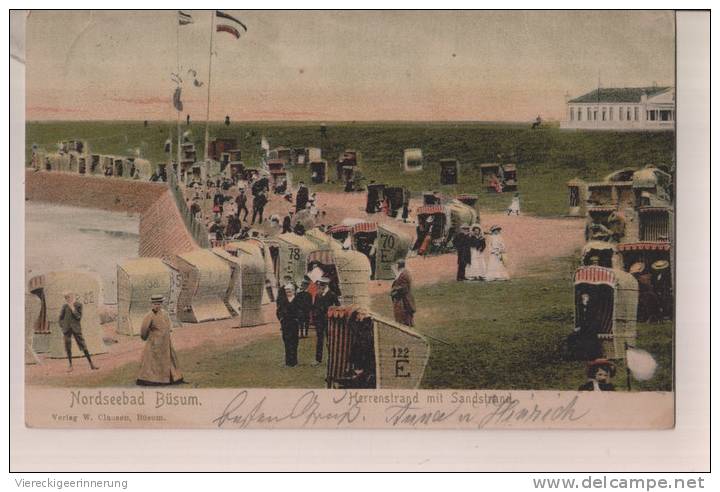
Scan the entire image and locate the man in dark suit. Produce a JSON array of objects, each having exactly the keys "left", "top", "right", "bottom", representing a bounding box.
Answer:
[
  {"left": 282, "top": 211, "right": 294, "bottom": 234},
  {"left": 296, "top": 181, "right": 309, "bottom": 211},
  {"left": 59, "top": 292, "right": 99, "bottom": 372},
  {"left": 251, "top": 191, "right": 268, "bottom": 225},
  {"left": 572, "top": 291, "right": 603, "bottom": 360},
  {"left": 294, "top": 277, "right": 313, "bottom": 338},
  {"left": 454, "top": 225, "right": 472, "bottom": 281},
  {"left": 235, "top": 188, "right": 249, "bottom": 222},
  {"left": 312, "top": 277, "right": 339, "bottom": 366},
  {"left": 276, "top": 285, "right": 300, "bottom": 367}
]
